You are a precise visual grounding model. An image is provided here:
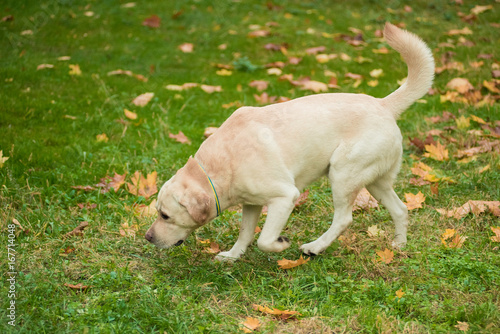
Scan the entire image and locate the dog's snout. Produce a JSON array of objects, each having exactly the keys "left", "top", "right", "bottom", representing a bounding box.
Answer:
[
  {"left": 174, "top": 240, "right": 184, "bottom": 246},
  {"left": 145, "top": 230, "right": 154, "bottom": 242}
]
